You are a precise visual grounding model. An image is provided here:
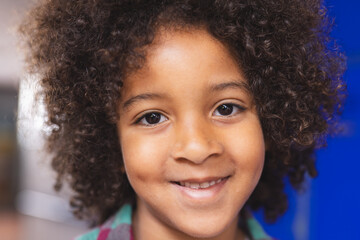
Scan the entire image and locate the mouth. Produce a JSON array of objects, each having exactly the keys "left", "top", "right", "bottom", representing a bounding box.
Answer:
[
  {"left": 171, "top": 176, "right": 230, "bottom": 190},
  {"left": 170, "top": 176, "right": 231, "bottom": 203}
]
